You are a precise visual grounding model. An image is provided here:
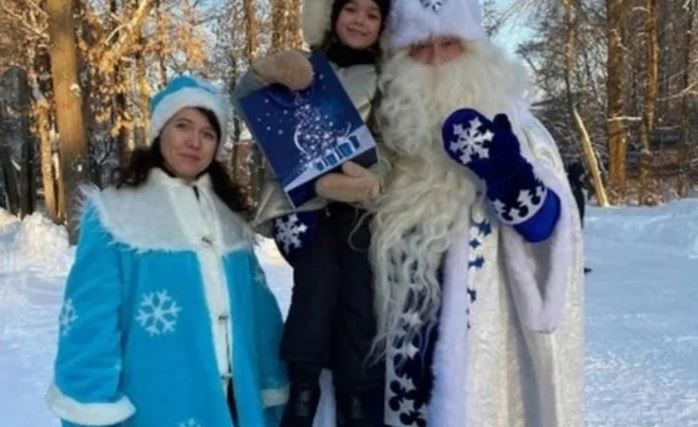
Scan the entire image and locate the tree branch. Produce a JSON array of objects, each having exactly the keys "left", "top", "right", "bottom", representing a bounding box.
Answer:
[{"left": 97, "top": 0, "right": 156, "bottom": 74}]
